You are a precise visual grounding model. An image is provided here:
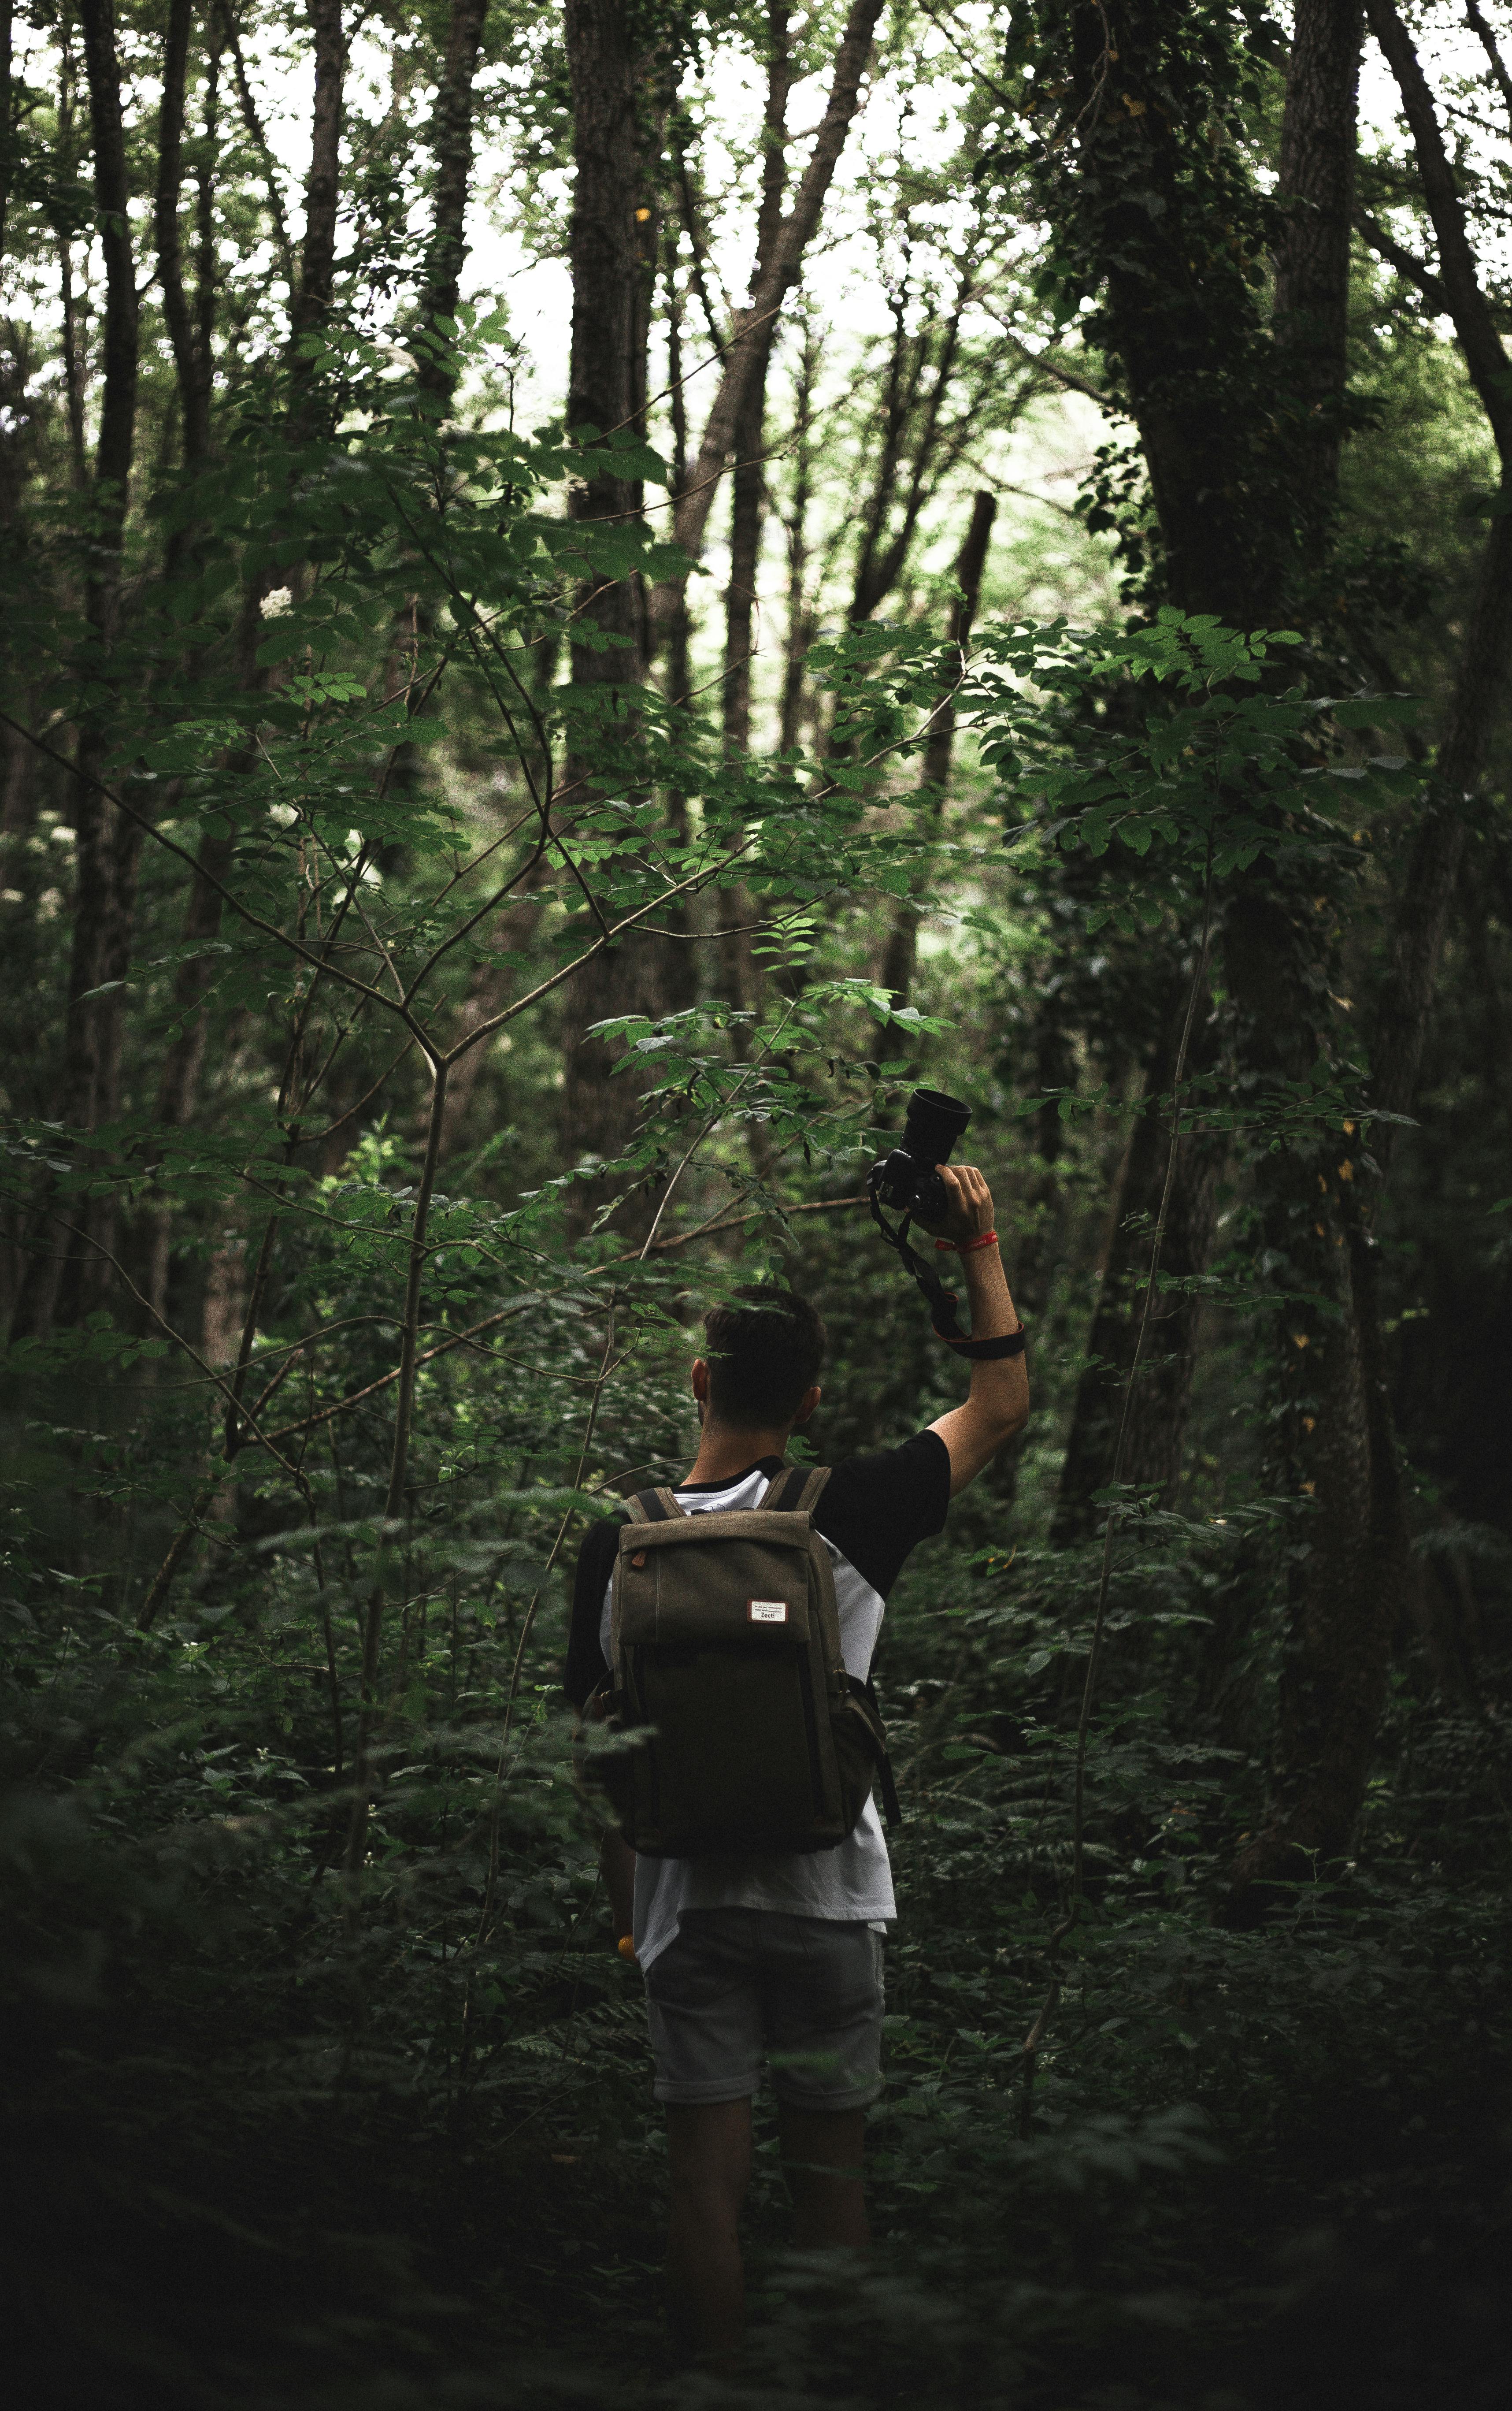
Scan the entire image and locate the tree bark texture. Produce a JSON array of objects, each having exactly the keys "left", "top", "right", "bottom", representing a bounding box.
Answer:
[
  {"left": 1065, "top": 2, "right": 1282, "bottom": 623},
  {"left": 879, "top": 489, "right": 996, "bottom": 1010},
  {"left": 1271, "top": 0, "right": 1363, "bottom": 504},
  {"left": 722, "top": 1, "right": 791, "bottom": 754},
  {"left": 291, "top": 0, "right": 345, "bottom": 351},
  {"left": 558, "top": 0, "right": 660, "bottom": 1235},
  {"left": 155, "top": 0, "right": 211, "bottom": 464},
  {"left": 778, "top": 331, "right": 821, "bottom": 754},
  {"left": 718, "top": 4, "right": 792, "bottom": 1026},
  {"left": 418, "top": 0, "right": 491, "bottom": 398},
  {"left": 658, "top": 256, "right": 698, "bottom": 1021},
  {"left": 0, "top": 0, "right": 14, "bottom": 261},
  {"left": 77, "top": 0, "right": 137, "bottom": 528}
]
